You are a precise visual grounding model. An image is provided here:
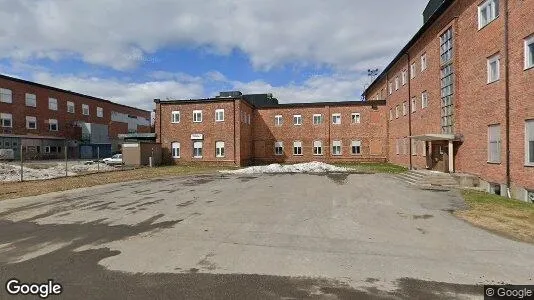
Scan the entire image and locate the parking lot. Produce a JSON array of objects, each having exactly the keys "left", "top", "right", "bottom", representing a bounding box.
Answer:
[{"left": 0, "top": 172, "right": 533, "bottom": 299}]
